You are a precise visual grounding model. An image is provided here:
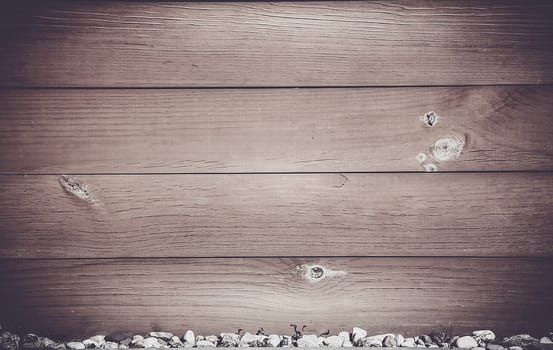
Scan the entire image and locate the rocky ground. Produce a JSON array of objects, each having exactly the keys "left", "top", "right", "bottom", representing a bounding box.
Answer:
[{"left": 1, "top": 325, "right": 552, "bottom": 350}]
